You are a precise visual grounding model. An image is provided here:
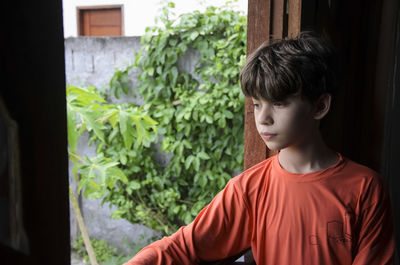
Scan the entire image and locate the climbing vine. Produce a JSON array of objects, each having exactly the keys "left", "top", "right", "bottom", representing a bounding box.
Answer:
[{"left": 69, "top": 1, "right": 247, "bottom": 235}]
